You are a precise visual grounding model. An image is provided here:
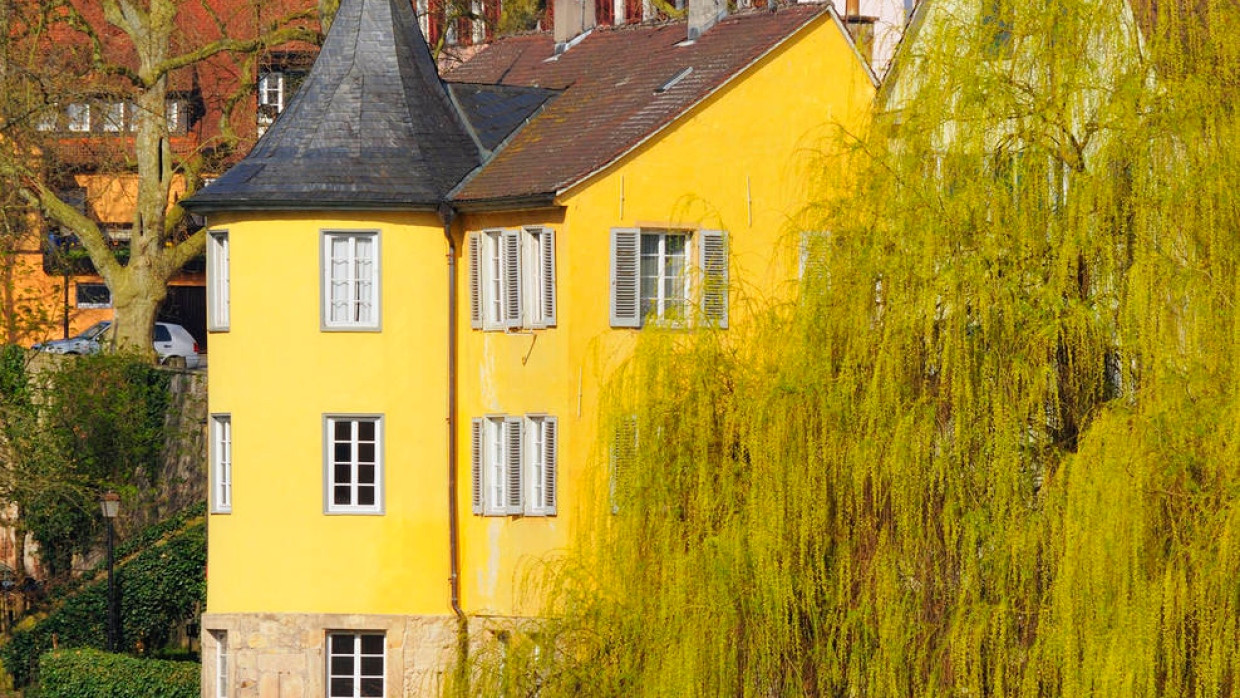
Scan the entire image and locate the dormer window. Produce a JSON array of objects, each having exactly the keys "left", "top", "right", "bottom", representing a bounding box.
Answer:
[{"left": 257, "top": 72, "right": 285, "bottom": 136}]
